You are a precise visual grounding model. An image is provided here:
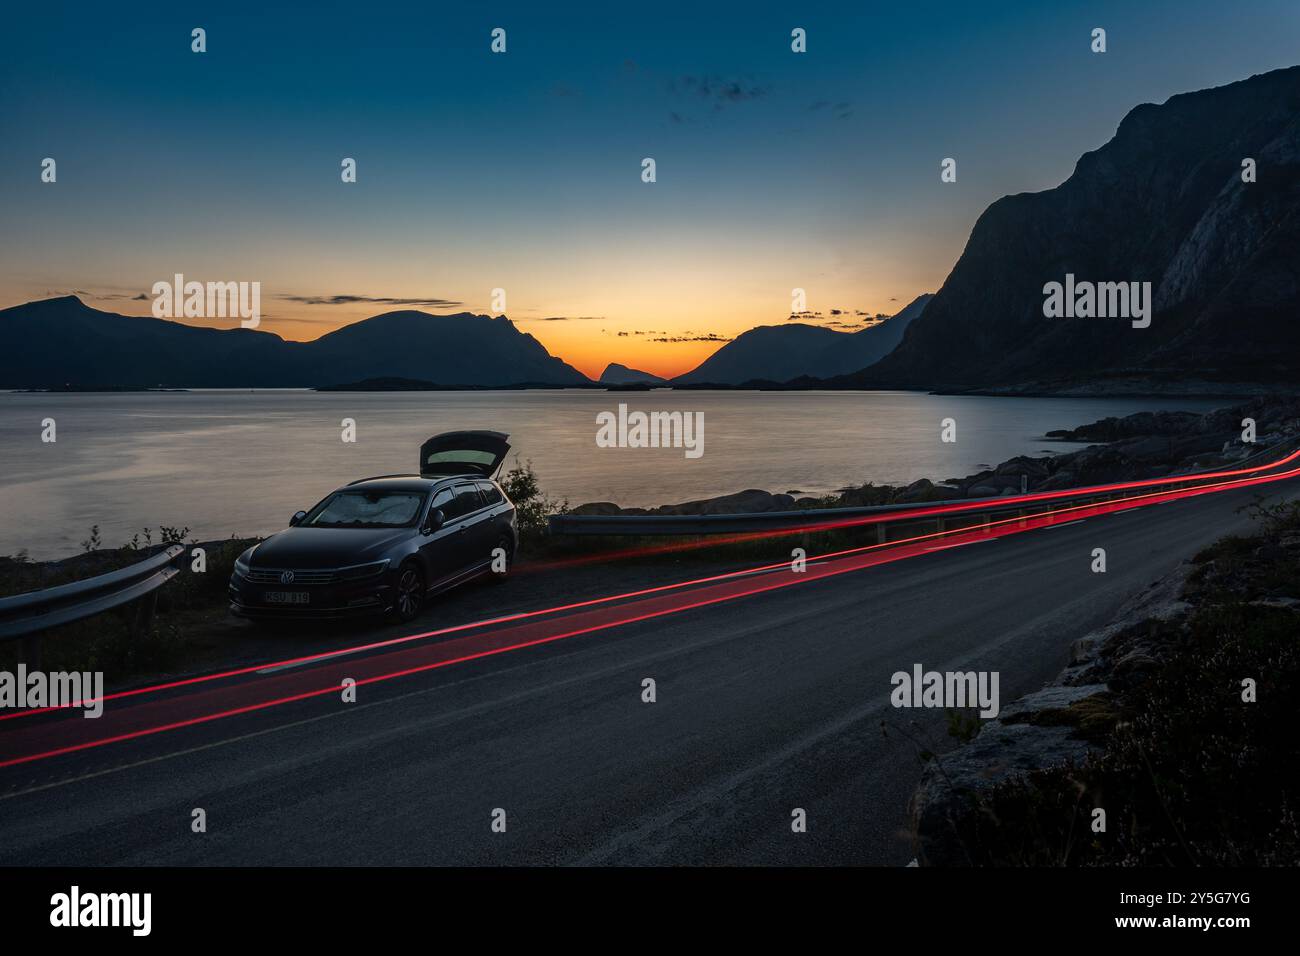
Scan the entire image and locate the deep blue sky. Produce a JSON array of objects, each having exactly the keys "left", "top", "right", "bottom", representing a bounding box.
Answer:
[{"left": 2, "top": 1, "right": 1297, "bottom": 376}]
